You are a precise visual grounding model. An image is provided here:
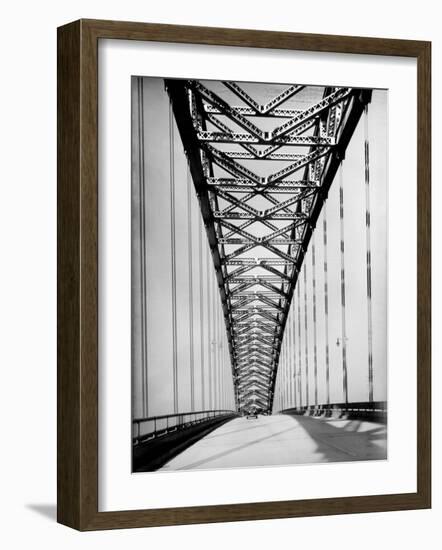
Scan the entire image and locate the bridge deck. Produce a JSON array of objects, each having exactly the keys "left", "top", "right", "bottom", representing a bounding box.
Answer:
[{"left": 160, "top": 414, "right": 387, "bottom": 471}]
